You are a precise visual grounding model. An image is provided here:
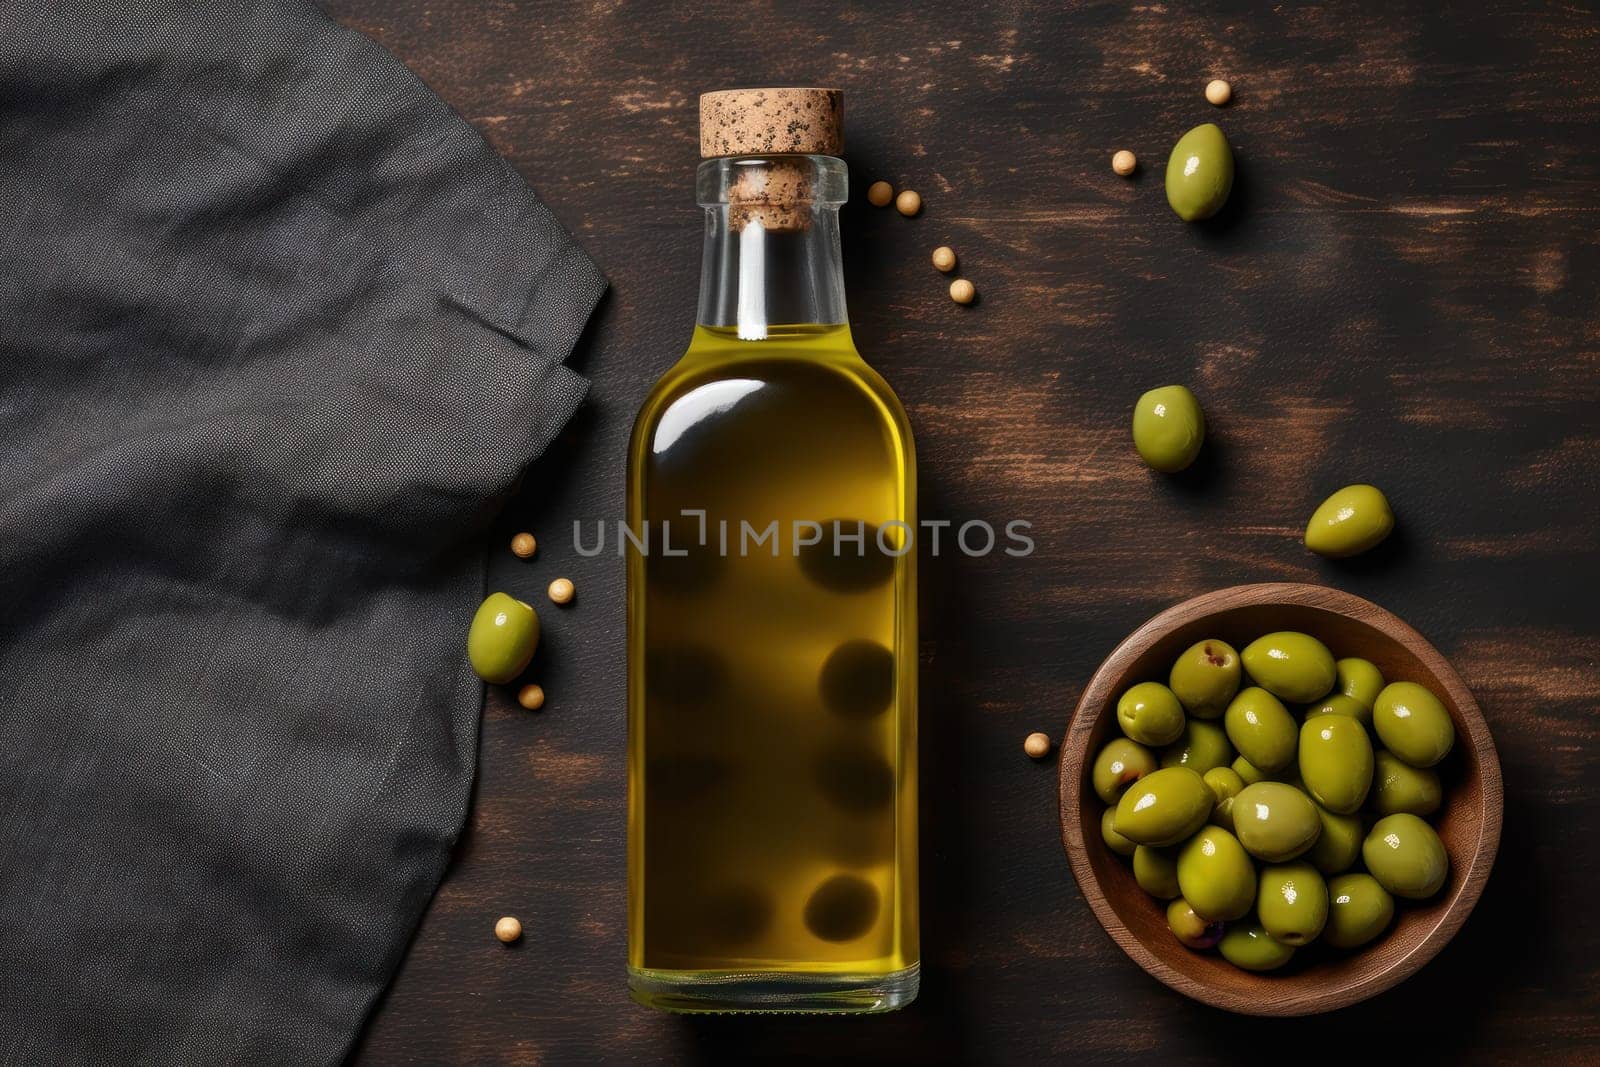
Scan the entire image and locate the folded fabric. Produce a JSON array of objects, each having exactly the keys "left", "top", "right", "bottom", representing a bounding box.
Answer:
[{"left": 0, "top": 2, "right": 604, "bottom": 1062}]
